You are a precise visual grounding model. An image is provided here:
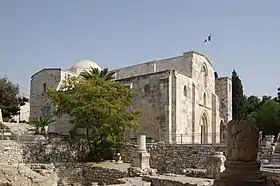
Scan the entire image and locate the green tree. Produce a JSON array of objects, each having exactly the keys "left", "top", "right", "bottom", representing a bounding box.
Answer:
[
  {"left": 48, "top": 74, "right": 139, "bottom": 161},
  {"left": 244, "top": 95, "right": 260, "bottom": 115},
  {"left": 232, "top": 70, "right": 245, "bottom": 120},
  {"left": 0, "top": 77, "right": 20, "bottom": 121},
  {"left": 29, "top": 116, "right": 54, "bottom": 134},
  {"left": 80, "top": 67, "right": 116, "bottom": 81},
  {"left": 247, "top": 99, "right": 280, "bottom": 136}
]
